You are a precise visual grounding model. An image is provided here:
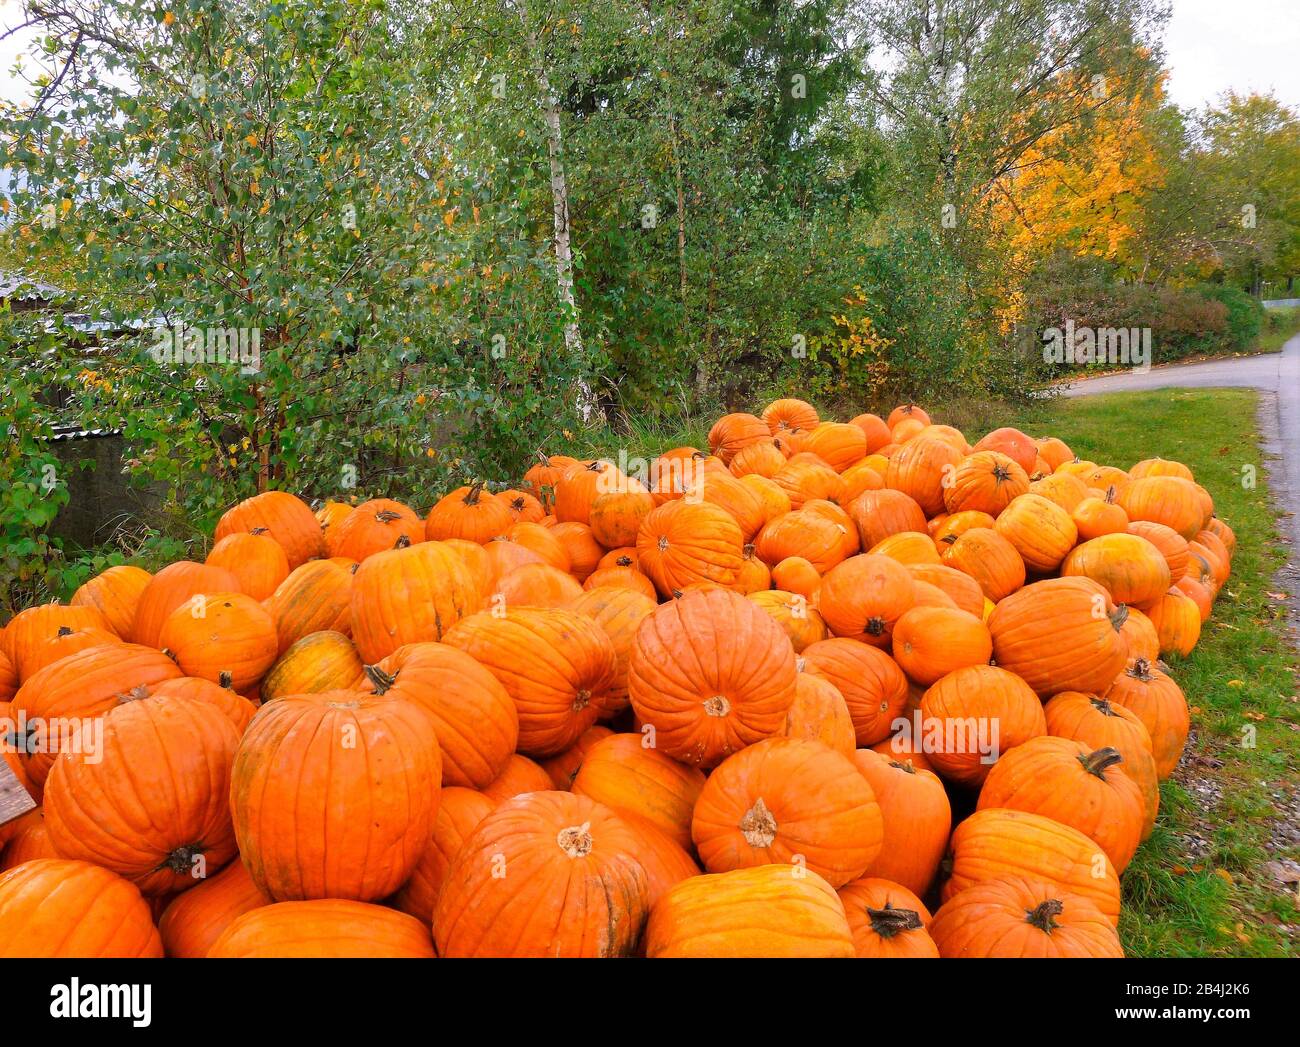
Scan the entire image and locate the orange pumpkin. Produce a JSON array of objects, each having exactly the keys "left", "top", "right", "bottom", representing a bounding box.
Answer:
[
  {"left": 443, "top": 607, "right": 616, "bottom": 756},
  {"left": 883, "top": 436, "right": 964, "bottom": 517},
  {"left": 747, "top": 589, "right": 828, "bottom": 652},
  {"left": 800, "top": 637, "right": 910, "bottom": 746},
  {"left": 891, "top": 606, "right": 992, "bottom": 686},
  {"left": 481, "top": 753, "right": 554, "bottom": 803},
  {"left": 931, "top": 876, "right": 1122, "bottom": 958},
  {"left": 818, "top": 554, "right": 916, "bottom": 647},
  {"left": 761, "top": 398, "right": 820, "bottom": 435},
  {"left": 1140, "top": 587, "right": 1202, "bottom": 657},
  {"left": 940, "top": 527, "right": 1025, "bottom": 602},
  {"left": 708, "top": 413, "right": 771, "bottom": 463},
  {"left": 993, "top": 494, "right": 1078, "bottom": 573},
  {"left": 779, "top": 672, "right": 856, "bottom": 754},
  {"left": 389, "top": 787, "right": 495, "bottom": 926},
  {"left": 944, "top": 451, "right": 1029, "bottom": 515},
  {"left": 907, "top": 563, "right": 985, "bottom": 618},
  {"left": 206, "top": 531, "right": 290, "bottom": 601},
  {"left": 919, "top": 665, "right": 1046, "bottom": 787},
  {"left": 44, "top": 694, "right": 241, "bottom": 895},
  {"left": 434, "top": 791, "right": 649, "bottom": 957},
  {"left": 210, "top": 899, "right": 435, "bottom": 957},
  {"left": 70, "top": 564, "right": 152, "bottom": 638},
  {"left": 157, "top": 858, "right": 270, "bottom": 958},
  {"left": 493, "top": 562, "right": 585, "bottom": 609},
  {"left": 837, "top": 877, "right": 938, "bottom": 958},
  {"left": 1061, "top": 533, "right": 1171, "bottom": 606},
  {"left": 755, "top": 509, "right": 849, "bottom": 573},
  {"left": 636, "top": 500, "right": 744, "bottom": 597},
  {"left": 691, "top": 738, "right": 883, "bottom": 888},
  {"left": 539, "top": 725, "right": 616, "bottom": 790},
  {"left": 628, "top": 588, "right": 796, "bottom": 768},
  {"left": 130, "top": 561, "right": 241, "bottom": 648},
  {"left": 215, "top": 491, "right": 323, "bottom": 569},
  {"left": 1103, "top": 657, "right": 1189, "bottom": 778},
  {"left": 425, "top": 483, "right": 514, "bottom": 543},
  {"left": 265, "top": 559, "right": 353, "bottom": 655},
  {"left": 803, "top": 422, "right": 867, "bottom": 472},
  {"left": 972, "top": 427, "right": 1037, "bottom": 473},
  {"left": 849, "top": 750, "right": 951, "bottom": 896},
  {"left": 158, "top": 591, "right": 278, "bottom": 693},
  {"left": 325, "top": 498, "right": 424, "bottom": 561}
]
